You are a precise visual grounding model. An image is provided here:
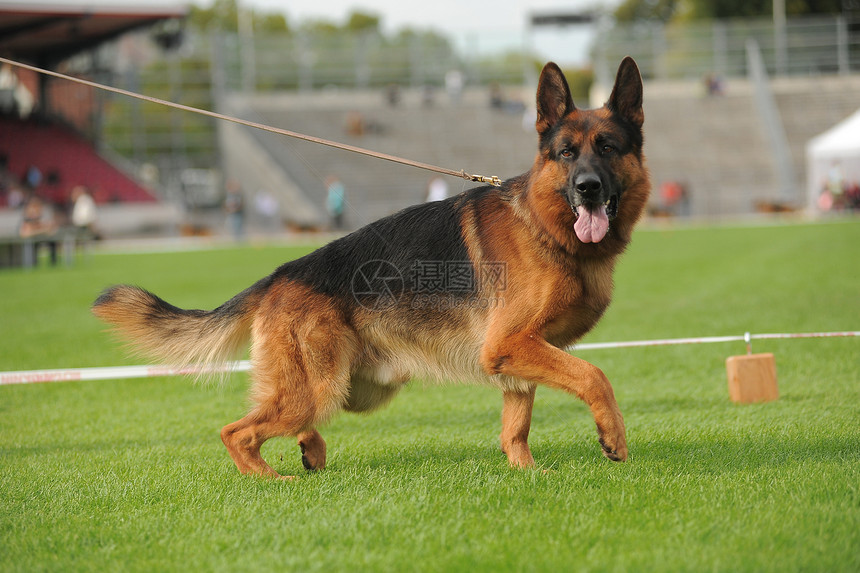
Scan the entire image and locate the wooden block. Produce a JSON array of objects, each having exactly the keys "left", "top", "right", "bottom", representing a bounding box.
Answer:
[{"left": 726, "top": 353, "right": 778, "bottom": 403}]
